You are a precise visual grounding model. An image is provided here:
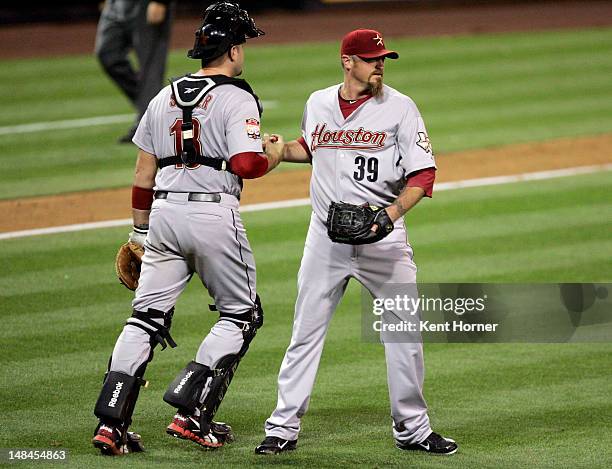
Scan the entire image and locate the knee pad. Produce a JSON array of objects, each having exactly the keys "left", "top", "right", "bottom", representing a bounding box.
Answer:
[
  {"left": 163, "top": 361, "right": 210, "bottom": 414},
  {"left": 251, "top": 294, "right": 264, "bottom": 330},
  {"left": 216, "top": 294, "right": 264, "bottom": 346},
  {"left": 128, "top": 308, "right": 177, "bottom": 350},
  {"left": 94, "top": 371, "right": 145, "bottom": 424}
]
